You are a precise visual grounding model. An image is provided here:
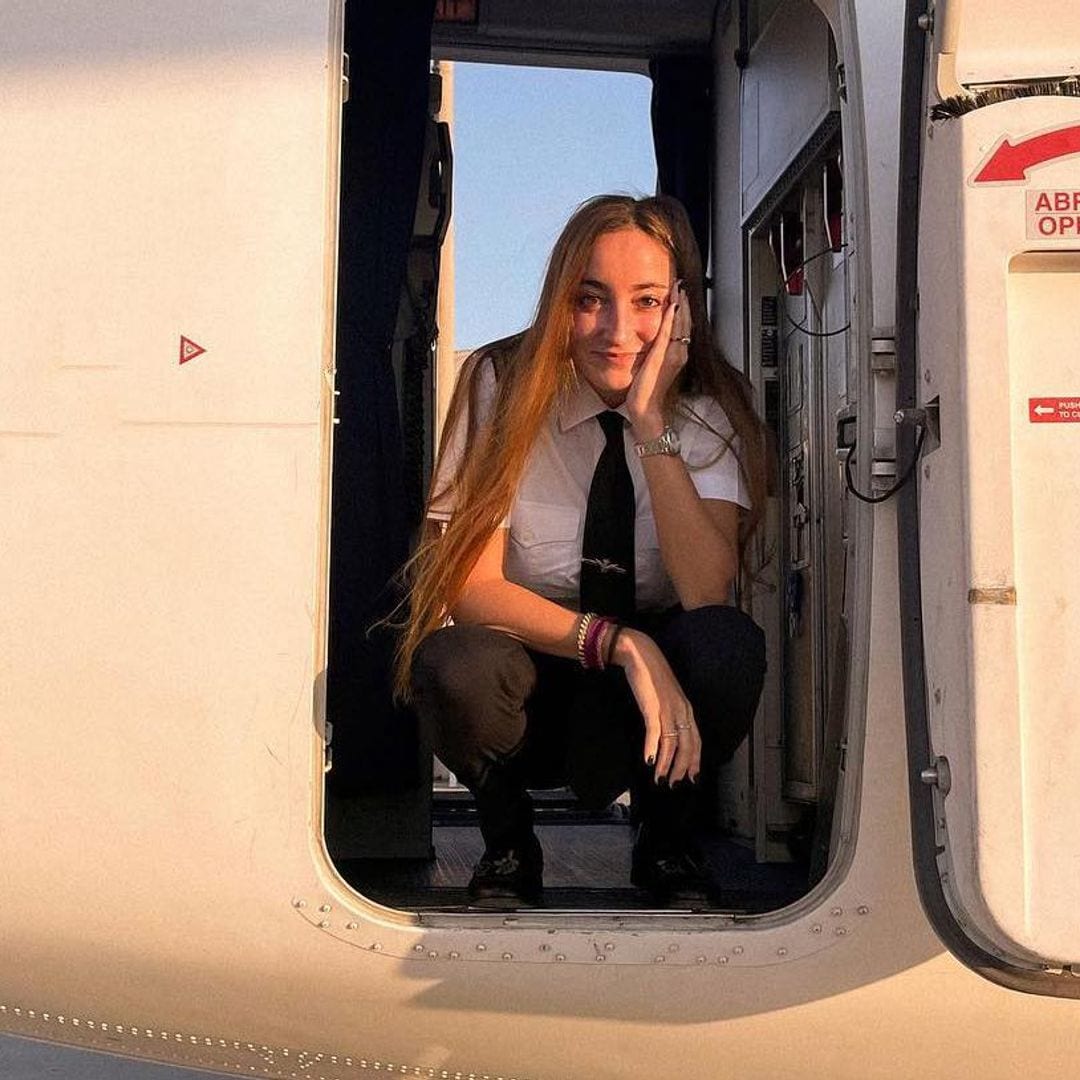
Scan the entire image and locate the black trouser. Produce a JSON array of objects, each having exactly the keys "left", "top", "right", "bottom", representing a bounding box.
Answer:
[{"left": 410, "top": 605, "right": 766, "bottom": 851}]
